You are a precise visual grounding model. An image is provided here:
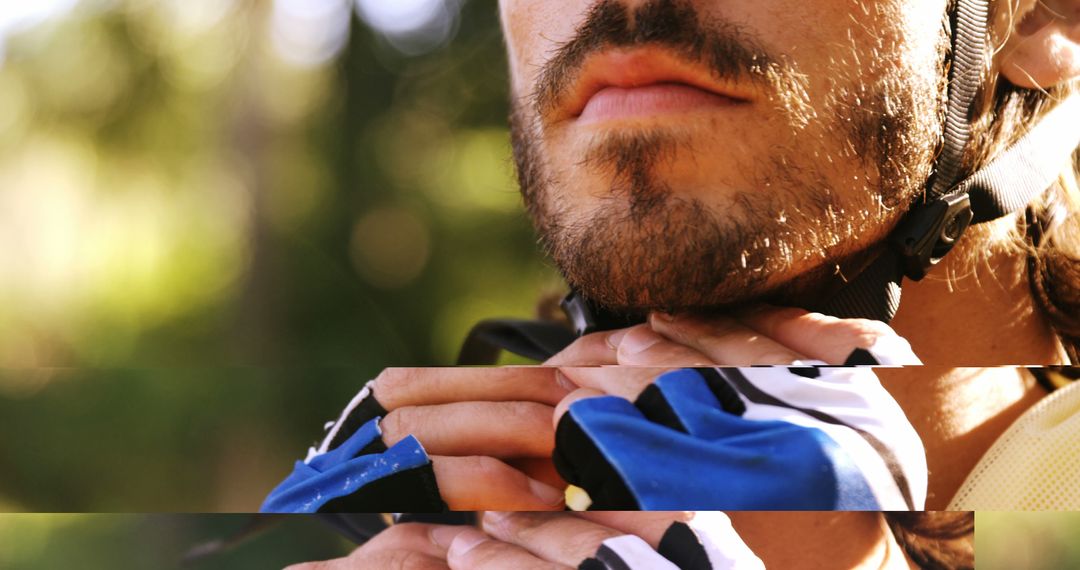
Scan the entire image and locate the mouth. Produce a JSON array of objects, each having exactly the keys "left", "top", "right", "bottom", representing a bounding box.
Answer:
[{"left": 551, "top": 47, "right": 754, "bottom": 125}]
